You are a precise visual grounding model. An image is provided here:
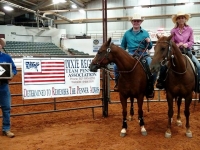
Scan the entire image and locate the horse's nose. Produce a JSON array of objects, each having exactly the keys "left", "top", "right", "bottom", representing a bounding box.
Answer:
[{"left": 89, "top": 64, "right": 98, "bottom": 72}]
